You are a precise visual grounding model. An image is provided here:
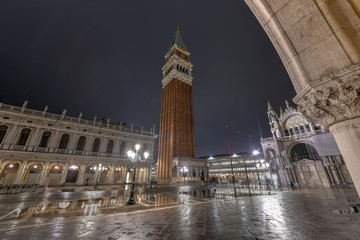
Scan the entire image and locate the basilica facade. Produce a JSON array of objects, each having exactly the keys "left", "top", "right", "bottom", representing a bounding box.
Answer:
[
  {"left": 261, "top": 100, "right": 353, "bottom": 189},
  {"left": 0, "top": 101, "right": 156, "bottom": 186}
]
